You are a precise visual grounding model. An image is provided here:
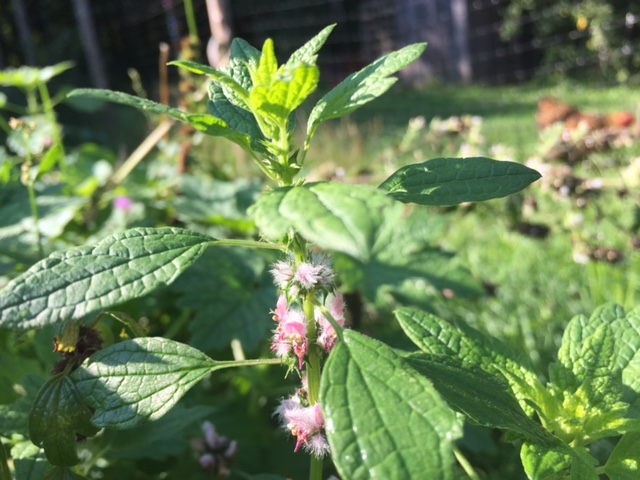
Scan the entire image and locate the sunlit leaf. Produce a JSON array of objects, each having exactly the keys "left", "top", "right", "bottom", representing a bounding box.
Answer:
[
  {"left": 71, "top": 338, "right": 217, "bottom": 429},
  {"left": 321, "top": 330, "right": 461, "bottom": 479},
  {"left": 379, "top": 157, "right": 542, "bottom": 205},
  {"left": 0, "top": 227, "right": 214, "bottom": 331}
]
